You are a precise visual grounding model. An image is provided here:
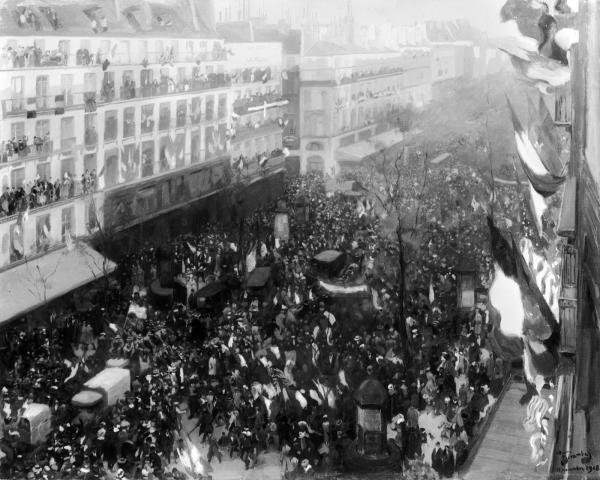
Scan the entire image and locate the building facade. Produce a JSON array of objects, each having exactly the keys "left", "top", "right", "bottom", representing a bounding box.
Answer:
[
  {"left": 553, "top": 0, "right": 600, "bottom": 473},
  {"left": 227, "top": 41, "right": 285, "bottom": 163},
  {"left": 0, "top": 0, "right": 287, "bottom": 324},
  {"left": 299, "top": 42, "right": 432, "bottom": 174}
]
